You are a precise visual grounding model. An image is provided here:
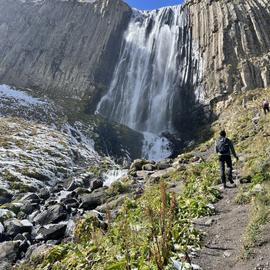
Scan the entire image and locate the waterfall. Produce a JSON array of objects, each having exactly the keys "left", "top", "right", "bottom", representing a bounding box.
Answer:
[{"left": 96, "top": 6, "right": 200, "bottom": 160}]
